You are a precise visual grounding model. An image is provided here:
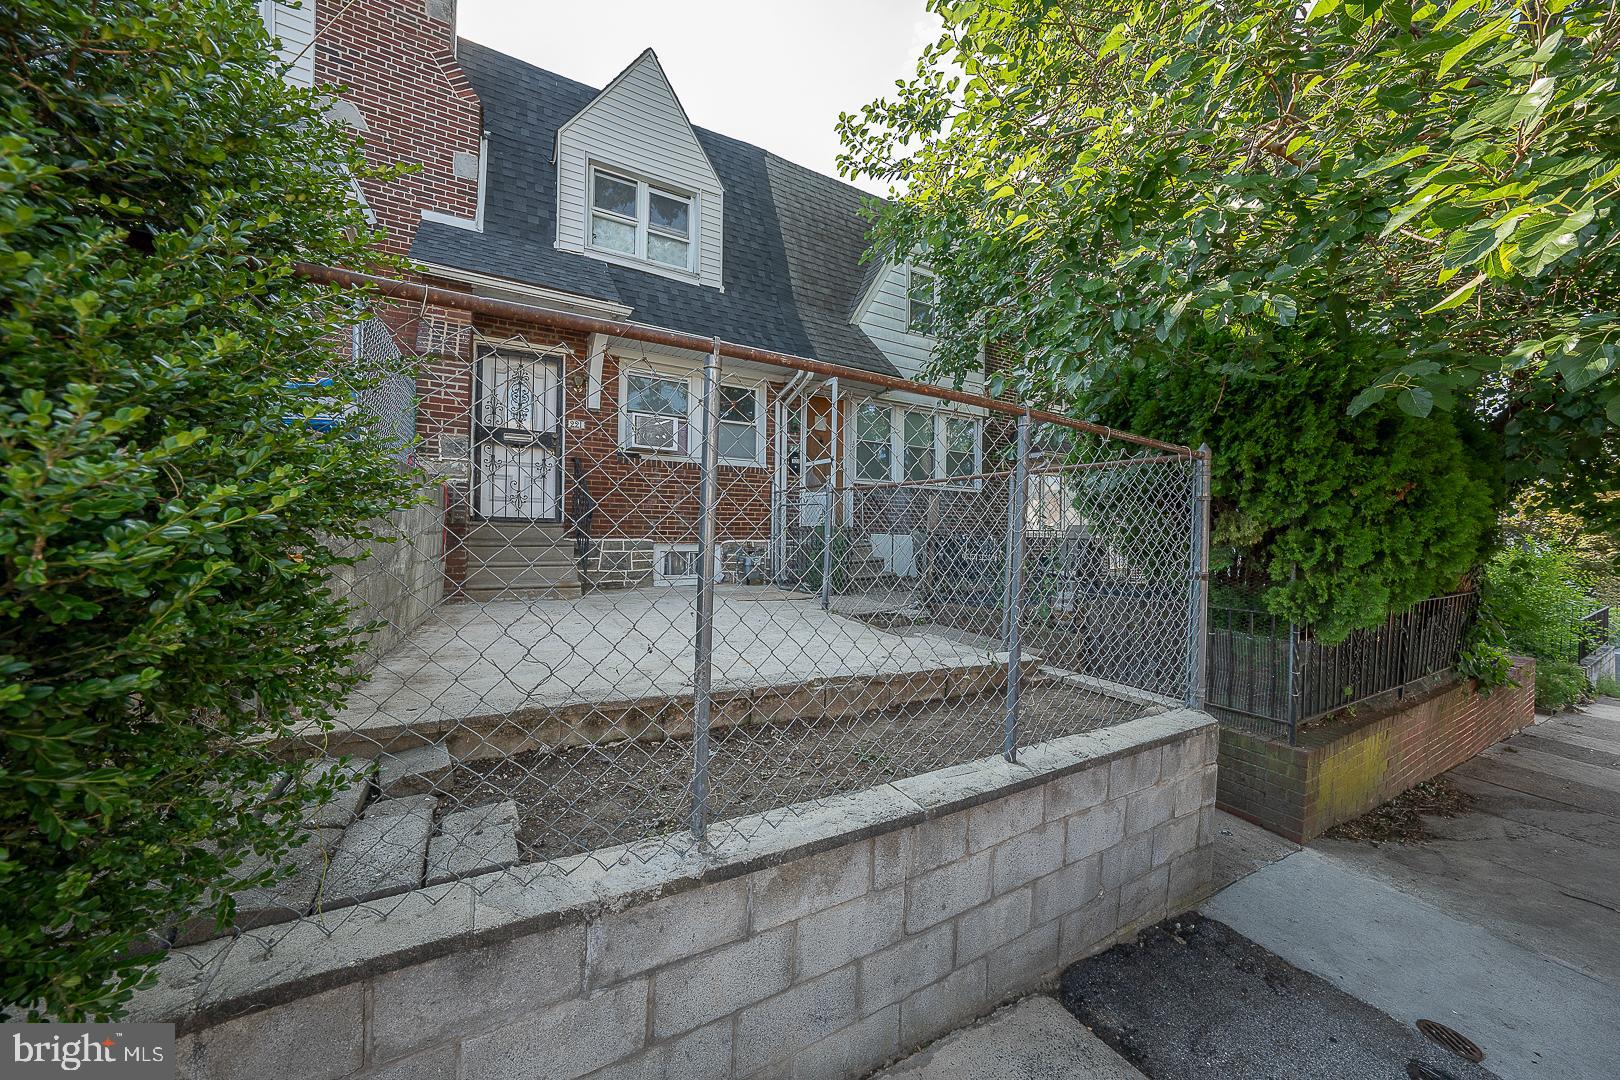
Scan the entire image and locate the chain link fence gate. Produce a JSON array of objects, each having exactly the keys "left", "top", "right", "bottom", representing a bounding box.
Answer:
[{"left": 156, "top": 275, "right": 1210, "bottom": 963}]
